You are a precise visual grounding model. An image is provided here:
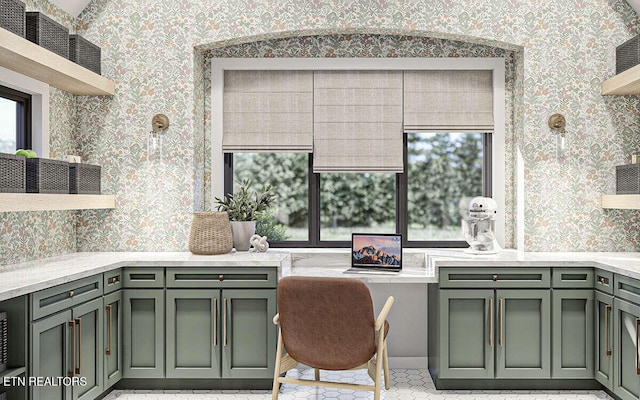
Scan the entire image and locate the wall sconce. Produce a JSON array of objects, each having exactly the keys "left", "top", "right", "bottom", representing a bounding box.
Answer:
[
  {"left": 548, "top": 113, "right": 566, "bottom": 161},
  {"left": 147, "top": 114, "right": 170, "bottom": 162}
]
